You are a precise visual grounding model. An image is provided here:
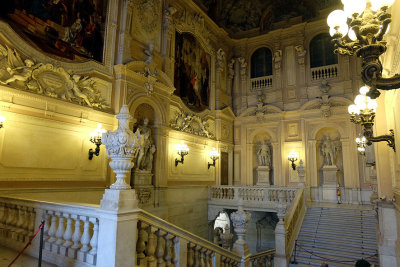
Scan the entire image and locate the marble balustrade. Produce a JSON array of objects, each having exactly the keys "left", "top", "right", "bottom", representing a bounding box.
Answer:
[
  {"left": 249, "top": 250, "right": 274, "bottom": 267},
  {"left": 310, "top": 64, "right": 338, "bottom": 81},
  {"left": 0, "top": 196, "right": 99, "bottom": 266},
  {"left": 209, "top": 186, "right": 298, "bottom": 212}
]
